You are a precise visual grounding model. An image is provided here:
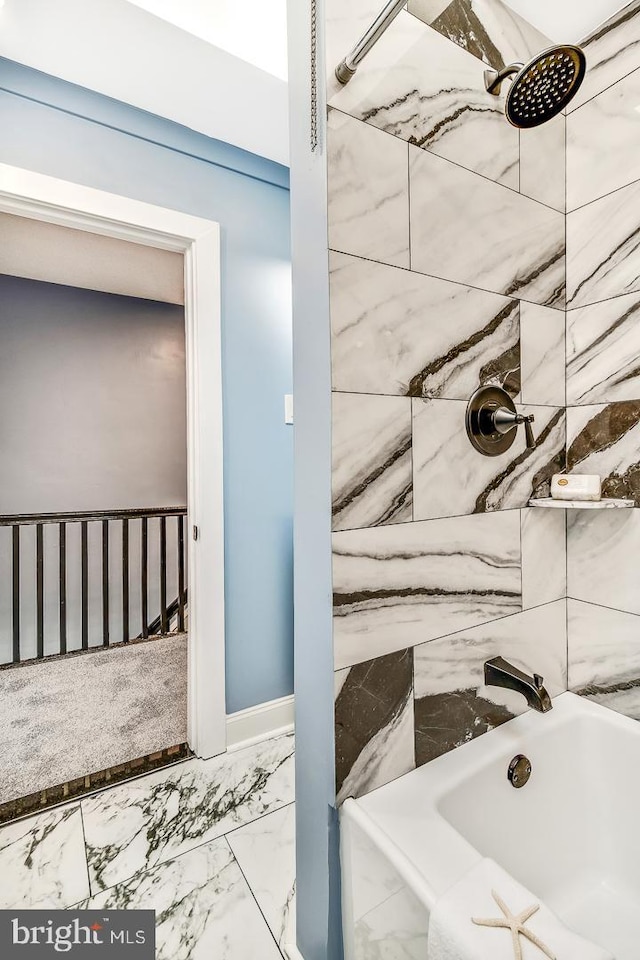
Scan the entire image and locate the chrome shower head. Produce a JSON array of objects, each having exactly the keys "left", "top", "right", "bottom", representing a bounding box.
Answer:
[{"left": 484, "top": 45, "right": 586, "bottom": 128}]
